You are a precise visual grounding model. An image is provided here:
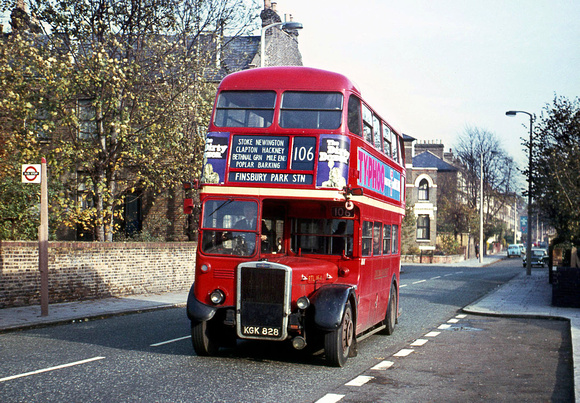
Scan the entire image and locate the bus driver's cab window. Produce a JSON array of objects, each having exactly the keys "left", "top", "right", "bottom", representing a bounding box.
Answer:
[{"left": 201, "top": 200, "right": 258, "bottom": 256}]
